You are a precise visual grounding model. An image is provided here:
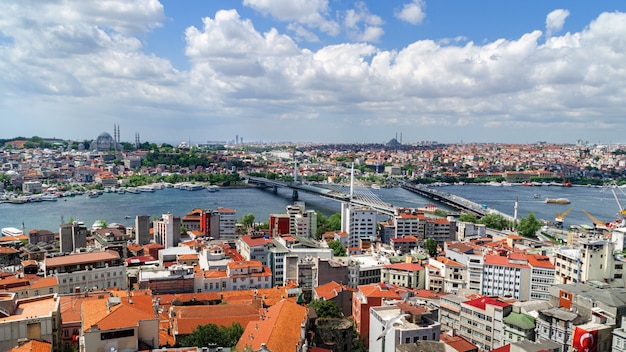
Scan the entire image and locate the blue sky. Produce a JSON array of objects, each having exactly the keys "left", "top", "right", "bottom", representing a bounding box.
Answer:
[{"left": 1, "top": 1, "right": 626, "bottom": 145}]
